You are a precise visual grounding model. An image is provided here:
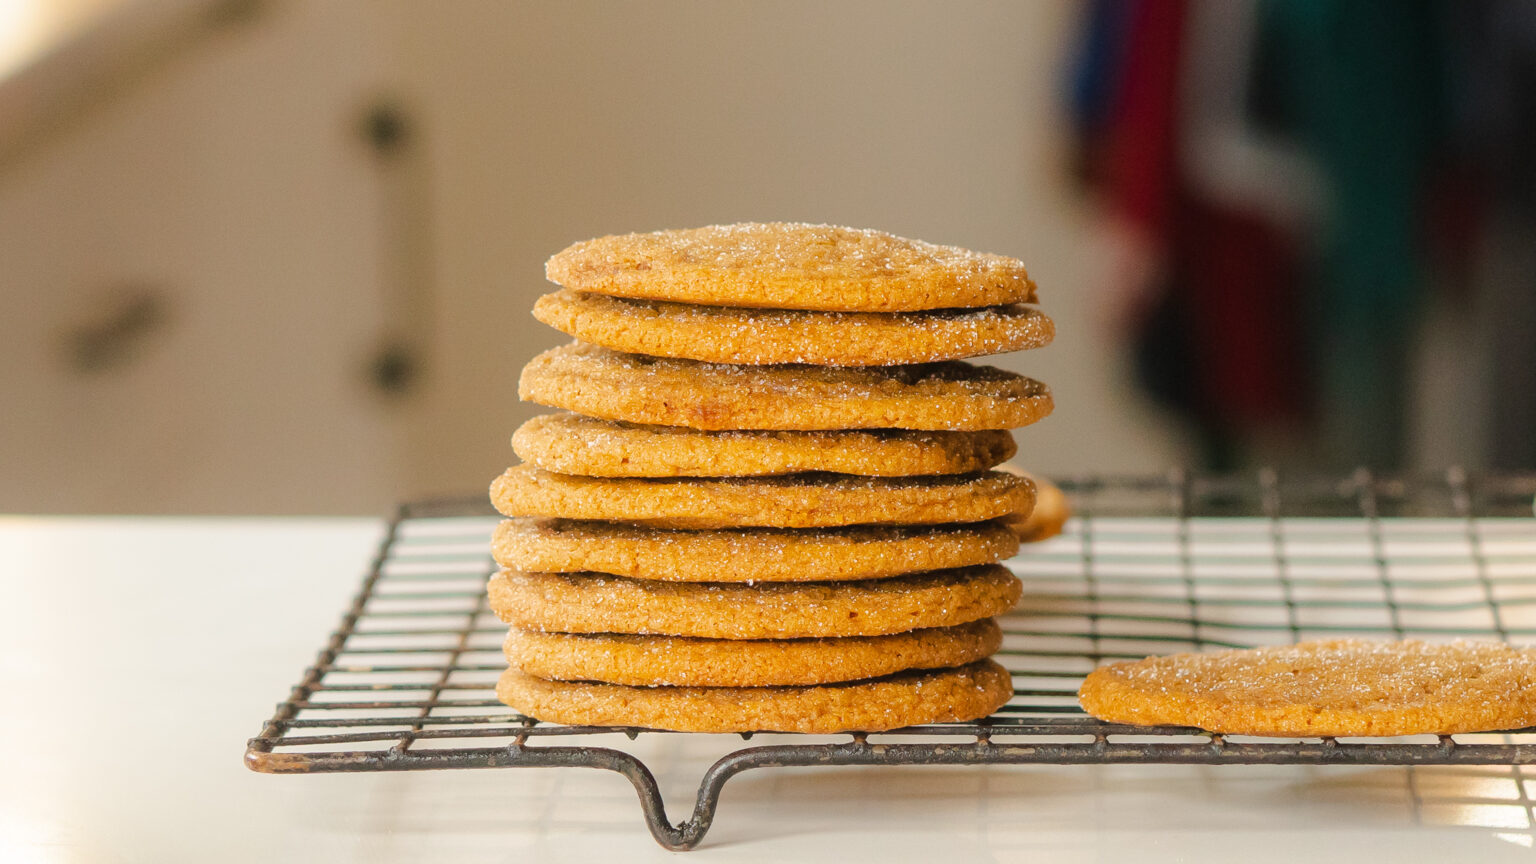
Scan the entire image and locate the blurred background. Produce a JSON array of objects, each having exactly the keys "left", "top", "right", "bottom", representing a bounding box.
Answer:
[{"left": 1, "top": 0, "right": 1531, "bottom": 515}]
